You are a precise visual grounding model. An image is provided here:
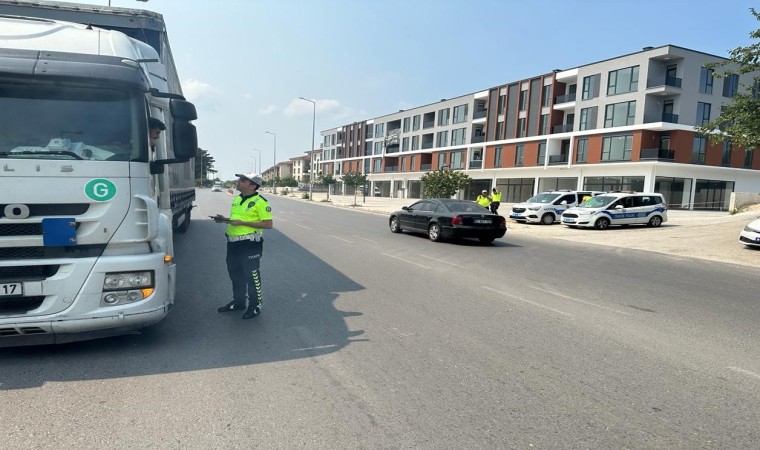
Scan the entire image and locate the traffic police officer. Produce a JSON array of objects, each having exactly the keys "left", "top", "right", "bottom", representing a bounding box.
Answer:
[
  {"left": 214, "top": 172, "right": 273, "bottom": 319},
  {"left": 490, "top": 187, "right": 502, "bottom": 214},
  {"left": 476, "top": 190, "right": 491, "bottom": 208}
]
